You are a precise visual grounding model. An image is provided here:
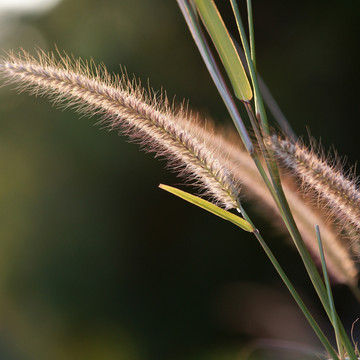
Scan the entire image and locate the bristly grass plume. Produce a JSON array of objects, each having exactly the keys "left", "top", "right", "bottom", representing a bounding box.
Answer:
[
  {"left": 1, "top": 1, "right": 359, "bottom": 357},
  {"left": 269, "top": 135, "right": 360, "bottom": 237},
  {"left": 0, "top": 49, "right": 244, "bottom": 210},
  {"left": 218, "top": 133, "right": 358, "bottom": 286},
  {"left": 0, "top": 48, "right": 359, "bottom": 290}
]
